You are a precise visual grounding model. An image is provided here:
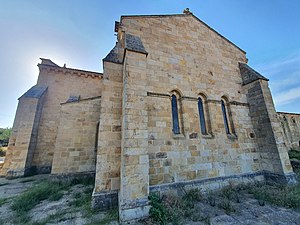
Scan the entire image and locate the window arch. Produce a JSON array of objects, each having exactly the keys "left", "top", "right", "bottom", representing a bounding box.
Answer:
[
  {"left": 172, "top": 95, "right": 180, "bottom": 134},
  {"left": 170, "top": 90, "right": 182, "bottom": 135},
  {"left": 198, "top": 94, "right": 207, "bottom": 135},
  {"left": 221, "top": 99, "right": 230, "bottom": 134},
  {"left": 221, "top": 96, "right": 235, "bottom": 135}
]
